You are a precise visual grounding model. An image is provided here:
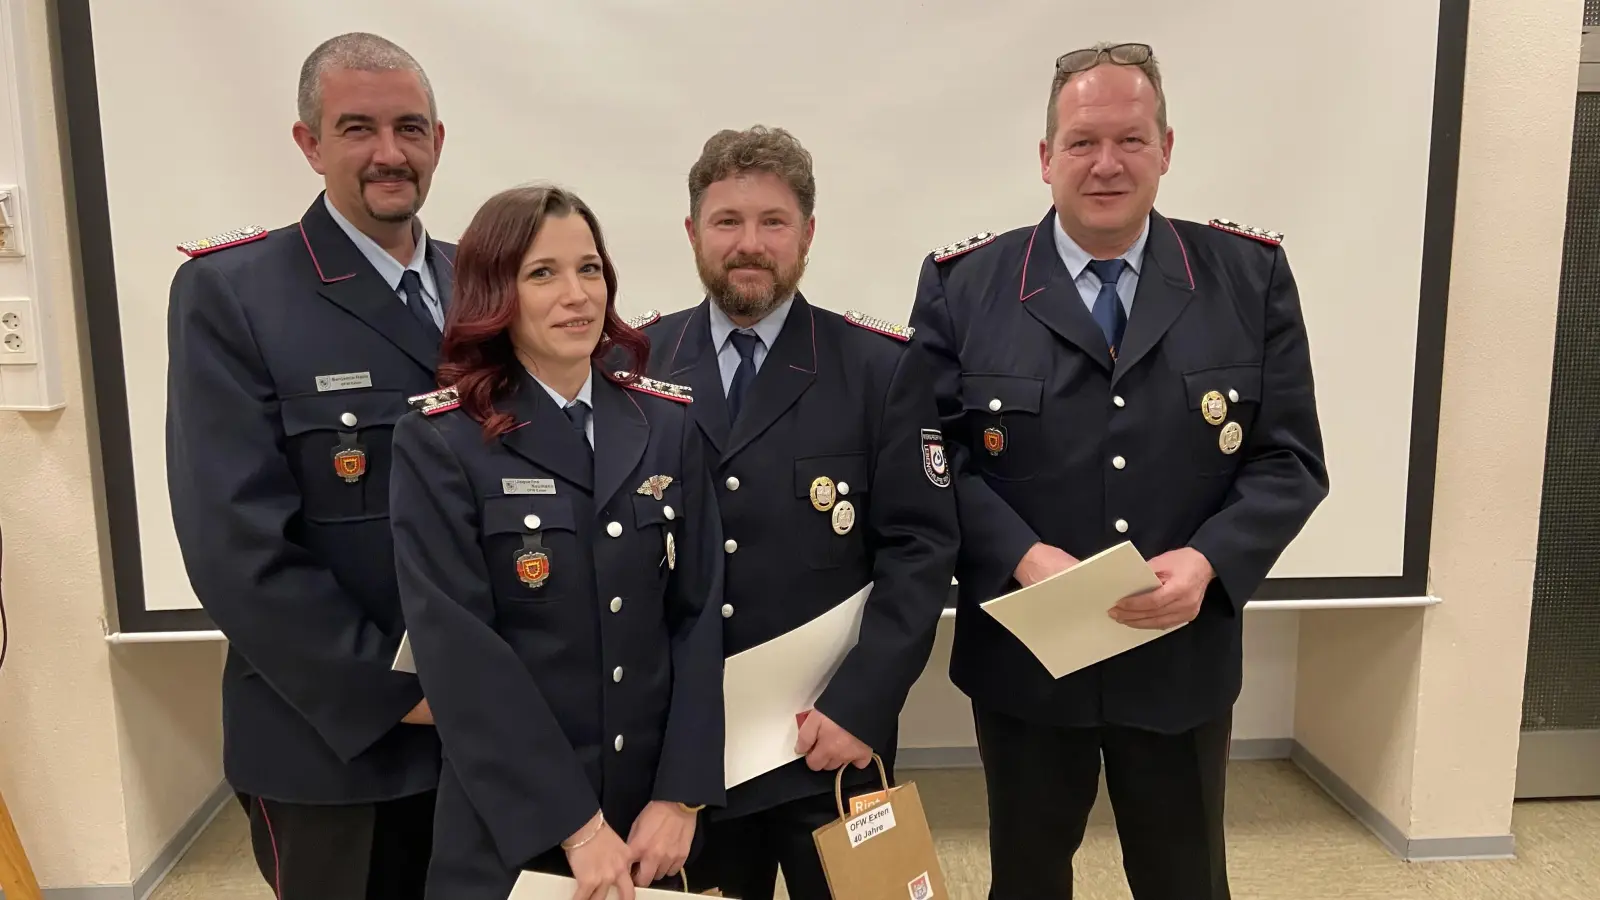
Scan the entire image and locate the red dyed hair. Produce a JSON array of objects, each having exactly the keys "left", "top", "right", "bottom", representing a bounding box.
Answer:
[{"left": 437, "top": 184, "right": 650, "bottom": 439}]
